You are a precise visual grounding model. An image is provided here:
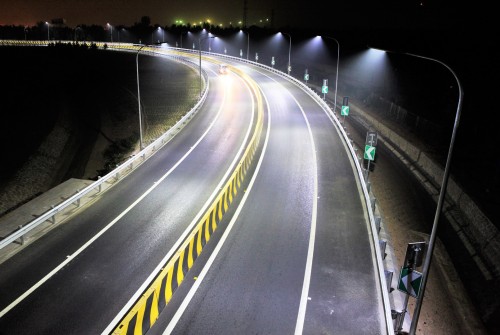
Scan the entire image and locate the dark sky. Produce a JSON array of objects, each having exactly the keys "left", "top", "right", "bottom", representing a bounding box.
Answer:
[{"left": 0, "top": 0, "right": 471, "bottom": 31}]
